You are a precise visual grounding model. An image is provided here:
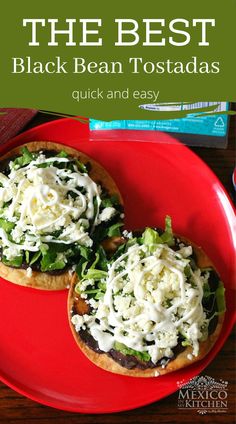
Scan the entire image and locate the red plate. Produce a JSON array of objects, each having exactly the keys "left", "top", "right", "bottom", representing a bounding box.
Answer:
[{"left": 0, "top": 119, "right": 235, "bottom": 413}]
